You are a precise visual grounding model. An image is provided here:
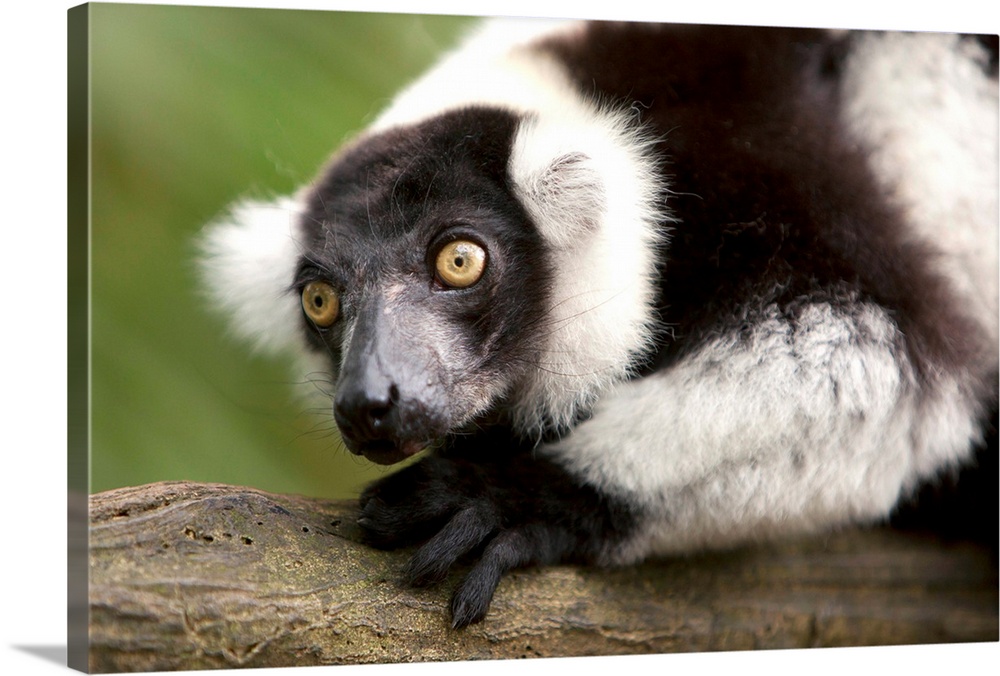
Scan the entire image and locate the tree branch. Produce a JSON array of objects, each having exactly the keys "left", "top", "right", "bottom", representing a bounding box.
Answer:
[{"left": 84, "top": 481, "right": 998, "bottom": 672}]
